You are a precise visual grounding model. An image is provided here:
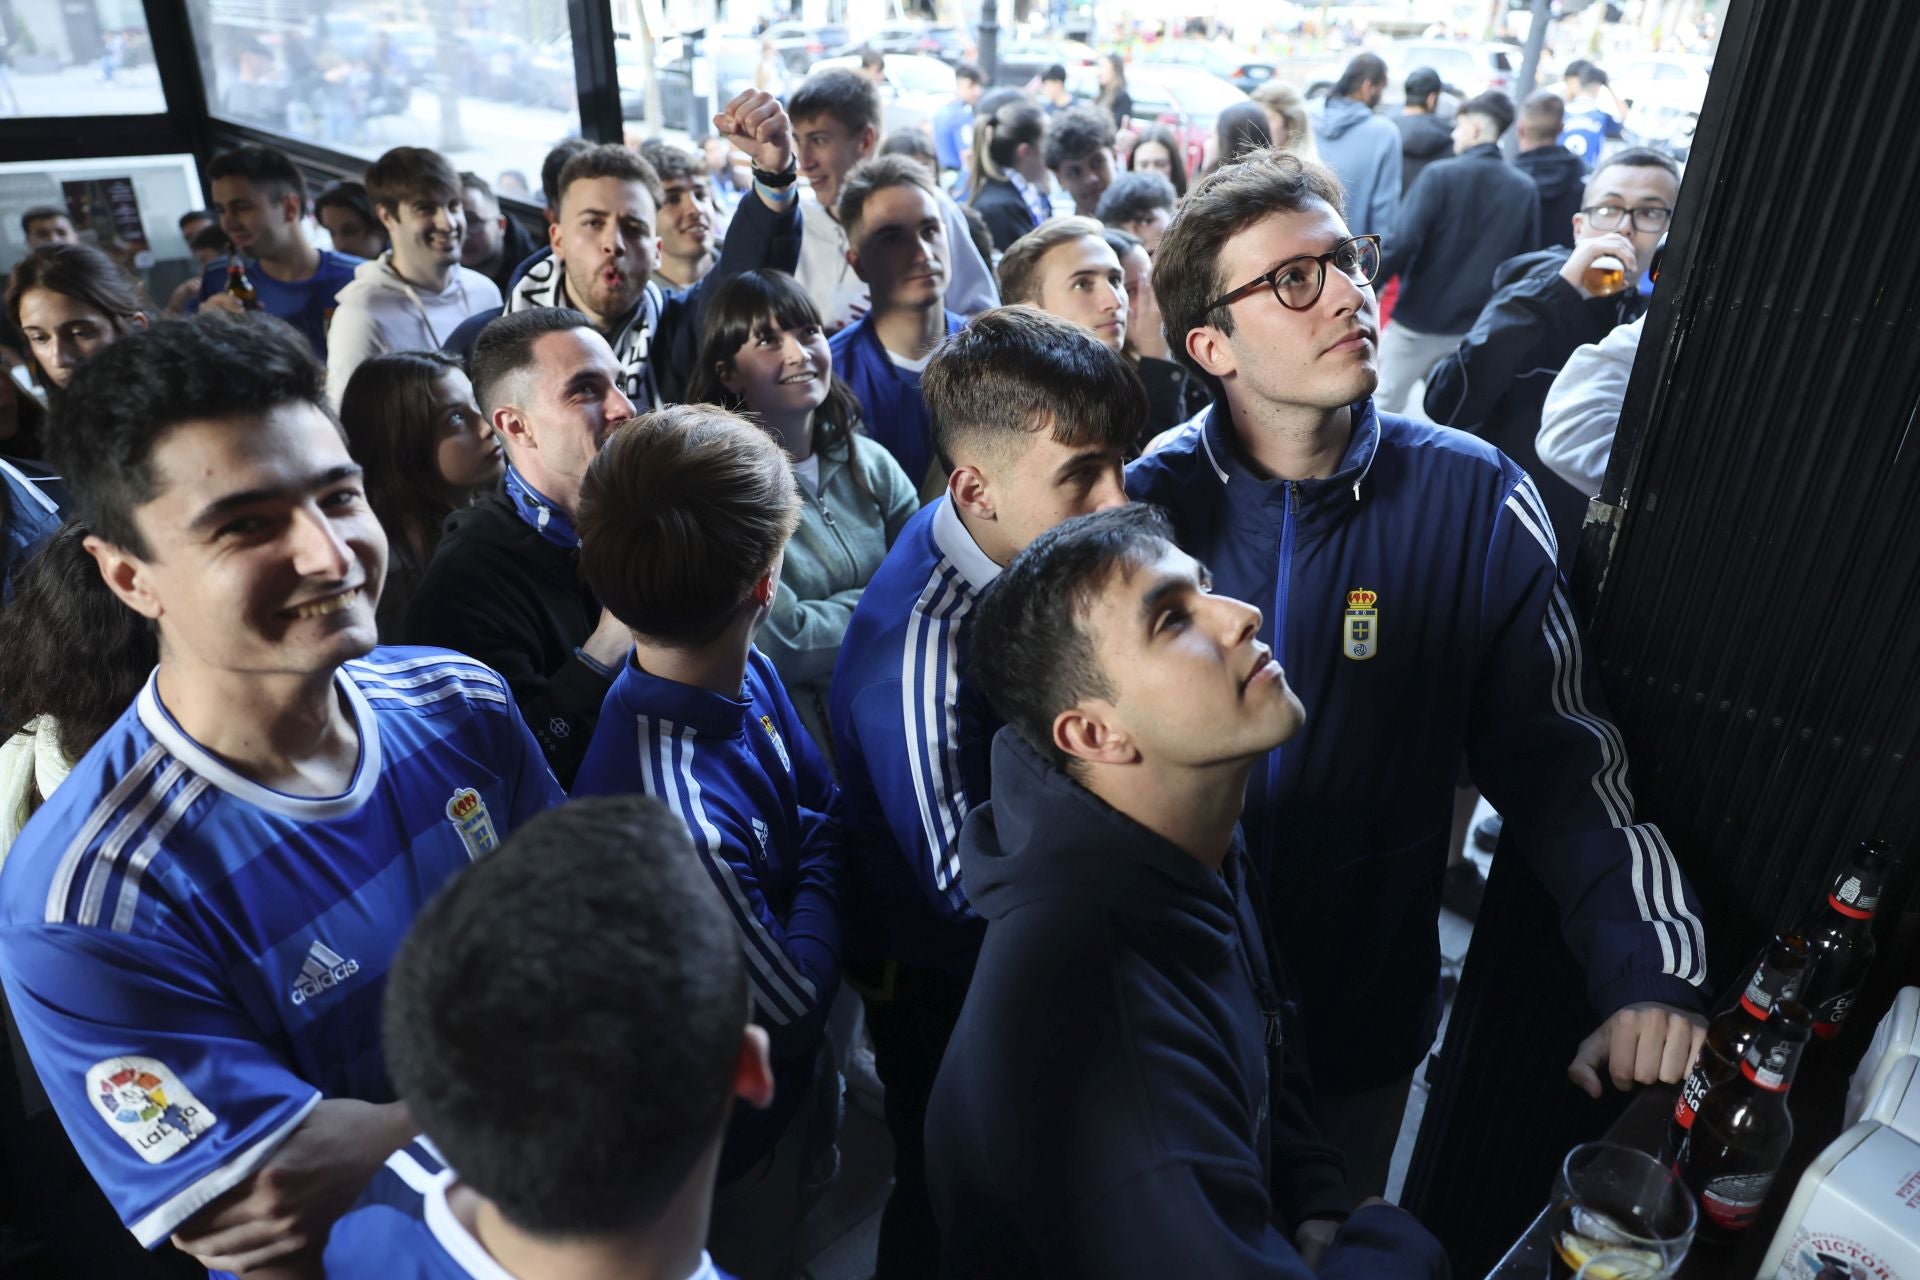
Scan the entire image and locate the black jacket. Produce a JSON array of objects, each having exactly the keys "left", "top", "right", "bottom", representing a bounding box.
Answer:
[
  {"left": 1137, "top": 353, "right": 1210, "bottom": 443},
  {"left": 1422, "top": 246, "right": 1647, "bottom": 561},
  {"left": 971, "top": 178, "right": 1041, "bottom": 253},
  {"left": 1392, "top": 112, "right": 1454, "bottom": 199},
  {"left": 472, "top": 213, "right": 541, "bottom": 297},
  {"left": 402, "top": 484, "right": 610, "bottom": 787},
  {"left": 1515, "top": 144, "right": 1588, "bottom": 250},
  {"left": 1378, "top": 142, "right": 1540, "bottom": 334},
  {"left": 926, "top": 731, "right": 1451, "bottom": 1280}
]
